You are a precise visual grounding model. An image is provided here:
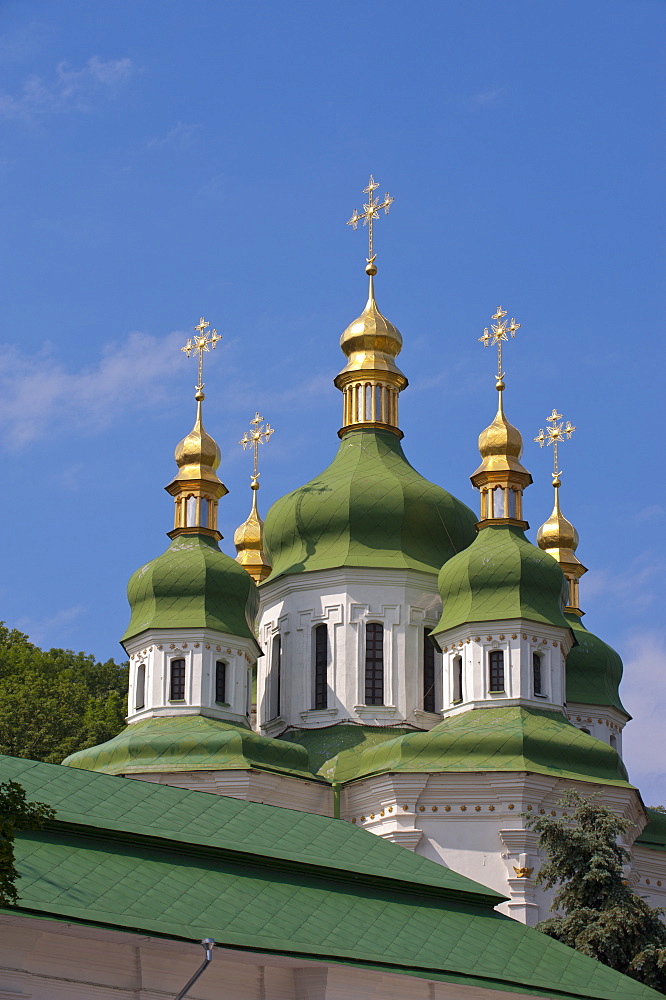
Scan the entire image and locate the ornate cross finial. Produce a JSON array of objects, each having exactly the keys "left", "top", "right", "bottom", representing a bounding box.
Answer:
[
  {"left": 534, "top": 408, "right": 576, "bottom": 482},
  {"left": 240, "top": 412, "right": 274, "bottom": 488},
  {"left": 346, "top": 175, "right": 394, "bottom": 269},
  {"left": 478, "top": 307, "right": 521, "bottom": 383},
  {"left": 181, "top": 316, "right": 222, "bottom": 396}
]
